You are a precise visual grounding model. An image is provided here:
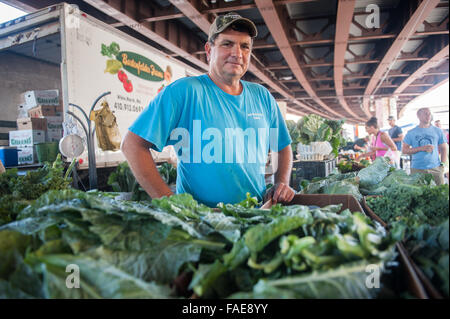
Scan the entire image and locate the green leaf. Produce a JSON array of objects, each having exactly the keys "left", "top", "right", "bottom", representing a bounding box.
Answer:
[{"left": 29, "top": 254, "right": 173, "bottom": 298}]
